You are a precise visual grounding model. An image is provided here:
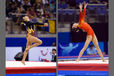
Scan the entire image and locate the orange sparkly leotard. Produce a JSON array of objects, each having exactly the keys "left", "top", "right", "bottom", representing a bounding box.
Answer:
[{"left": 78, "top": 8, "right": 94, "bottom": 38}]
